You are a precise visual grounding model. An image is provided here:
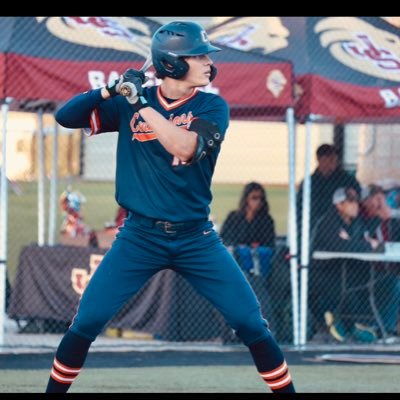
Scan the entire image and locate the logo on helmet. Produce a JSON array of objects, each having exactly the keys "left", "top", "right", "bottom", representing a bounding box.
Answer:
[{"left": 201, "top": 30, "right": 209, "bottom": 43}]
